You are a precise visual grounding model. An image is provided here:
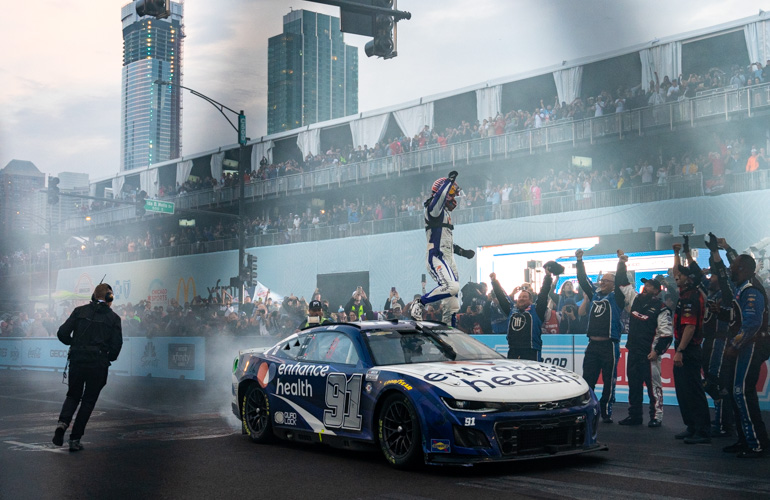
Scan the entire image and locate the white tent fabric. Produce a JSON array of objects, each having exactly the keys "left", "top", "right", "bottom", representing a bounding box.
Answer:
[
  {"left": 349, "top": 113, "right": 390, "bottom": 148},
  {"left": 393, "top": 102, "right": 434, "bottom": 139},
  {"left": 250, "top": 140, "right": 275, "bottom": 169},
  {"left": 553, "top": 66, "right": 583, "bottom": 105},
  {"left": 139, "top": 168, "right": 159, "bottom": 199},
  {"left": 112, "top": 175, "right": 125, "bottom": 200},
  {"left": 475, "top": 86, "right": 502, "bottom": 123},
  {"left": 210, "top": 152, "right": 225, "bottom": 182},
  {"left": 176, "top": 160, "right": 193, "bottom": 187},
  {"left": 639, "top": 42, "right": 682, "bottom": 90},
  {"left": 297, "top": 129, "right": 321, "bottom": 158},
  {"left": 744, "top": 21, "right": 770, "bottom": 69}
]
